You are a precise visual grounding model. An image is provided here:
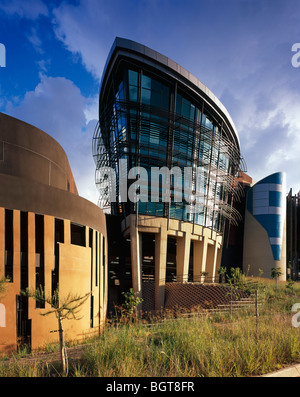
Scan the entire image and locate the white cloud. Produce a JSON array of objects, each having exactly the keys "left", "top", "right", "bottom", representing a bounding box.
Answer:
[
  {"left": 6, "top": 74, "right": 86, "bottom": 141},
  {"left": 52, "top": 0, "right": 110, "bottom": 80},
  {"left": 4, "top": 0, "right": 300, "bottom": 199},
  {"left": 27, "top": 26, "right": 44, "bottom": 54},
  {"left": 37, "top": 59, "right": 51, "bottom": 73},
  {"left": 0, "top": 0, "right": 48, "bottom": 19},
  {"left": 236, "top": 88, "right": 300, "bottom": 193},
  {"left": 84, "top": 94, "right": 99, "bottom": 123},
  {"left": 5, "top": 74, "right": 99, "bottom": 204}
]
